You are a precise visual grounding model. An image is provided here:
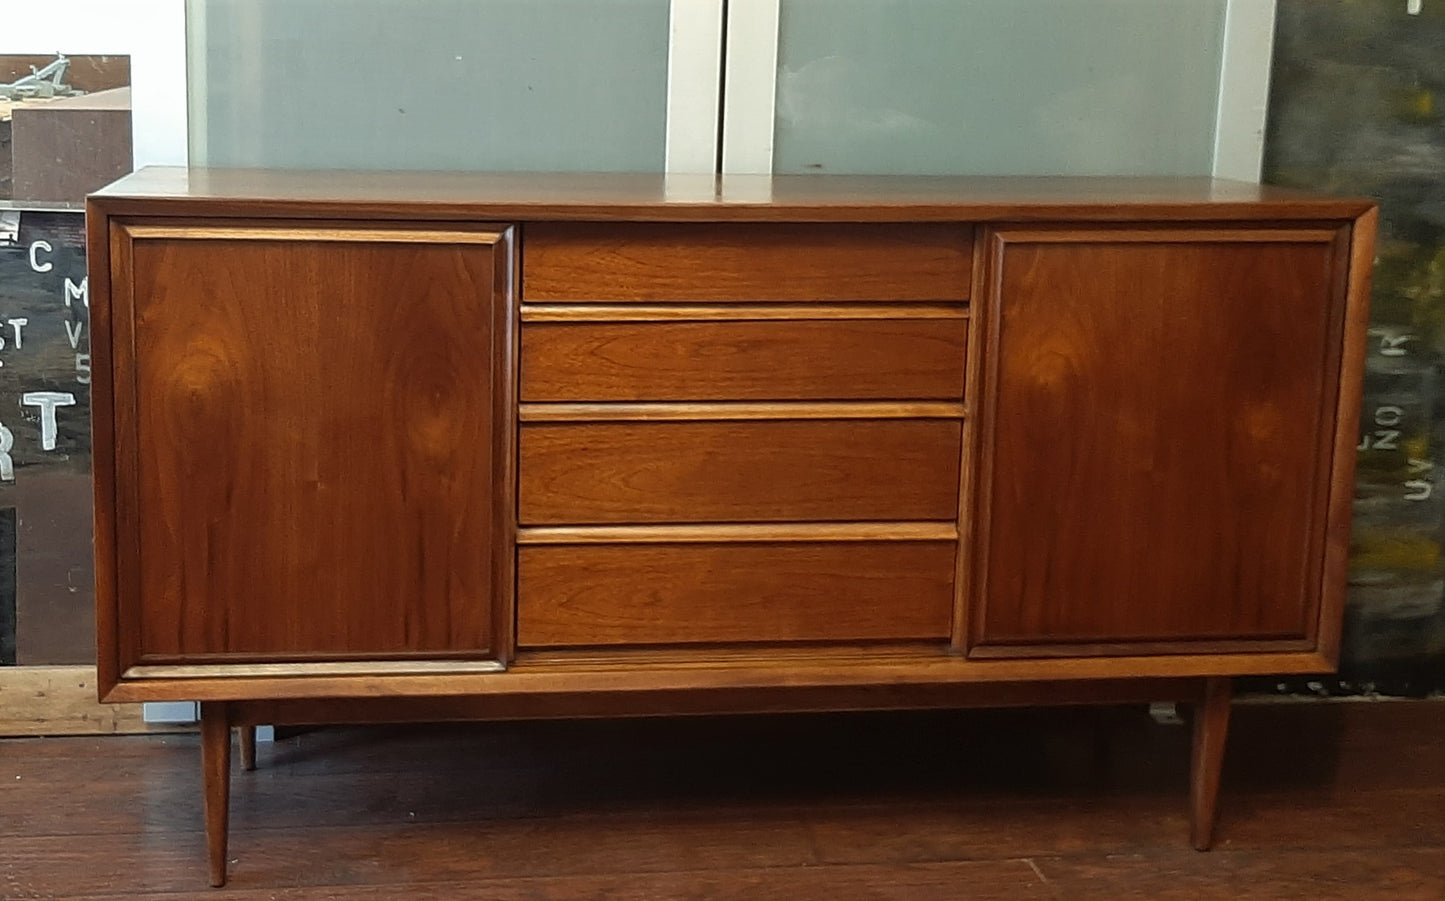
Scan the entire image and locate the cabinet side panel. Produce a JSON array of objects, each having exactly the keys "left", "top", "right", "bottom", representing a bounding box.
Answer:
[
  {"left": 126, "top": 232, "right": 499, "bottom": 661},
  {"left": 1315, "top": 212, "right": 1376, "bottom": 667},
  {"left": 88, "top": 209, "right": 121, "bottom": 693},
  {"left": 974, "top": 232, "right": 1343, "bottom": 650}
]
